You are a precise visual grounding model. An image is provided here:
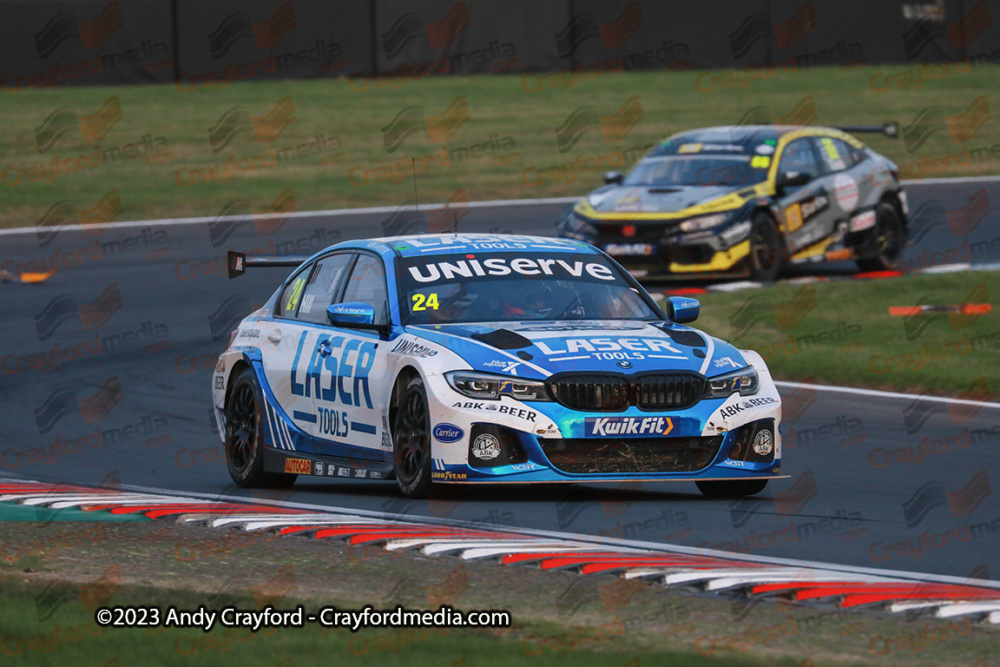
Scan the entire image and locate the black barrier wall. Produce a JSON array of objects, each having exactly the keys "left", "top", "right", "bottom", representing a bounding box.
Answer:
[{"left": 2, "top": 0, "right": 998, "bottom": 90}]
